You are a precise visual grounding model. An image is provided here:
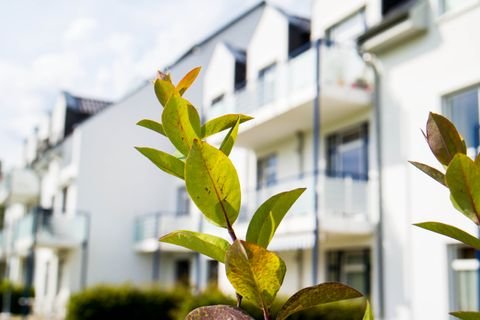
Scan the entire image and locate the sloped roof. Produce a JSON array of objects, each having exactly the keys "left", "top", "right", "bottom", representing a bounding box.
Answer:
[
  {"left": 224, "top": 42, "right": 247, "bottom": 63},
  {"left": 63, "top": 91, "right": 112, "bottom": 115}
]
